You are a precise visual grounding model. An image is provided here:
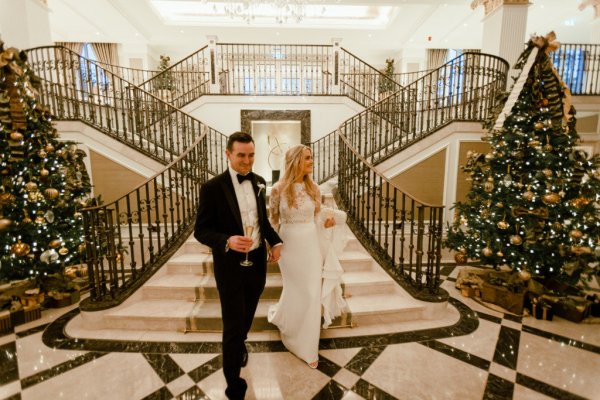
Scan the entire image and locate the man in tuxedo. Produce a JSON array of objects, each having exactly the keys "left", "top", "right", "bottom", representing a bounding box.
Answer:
[{"left": 194, "top": 131, "right": 282, "bottom": 400}]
